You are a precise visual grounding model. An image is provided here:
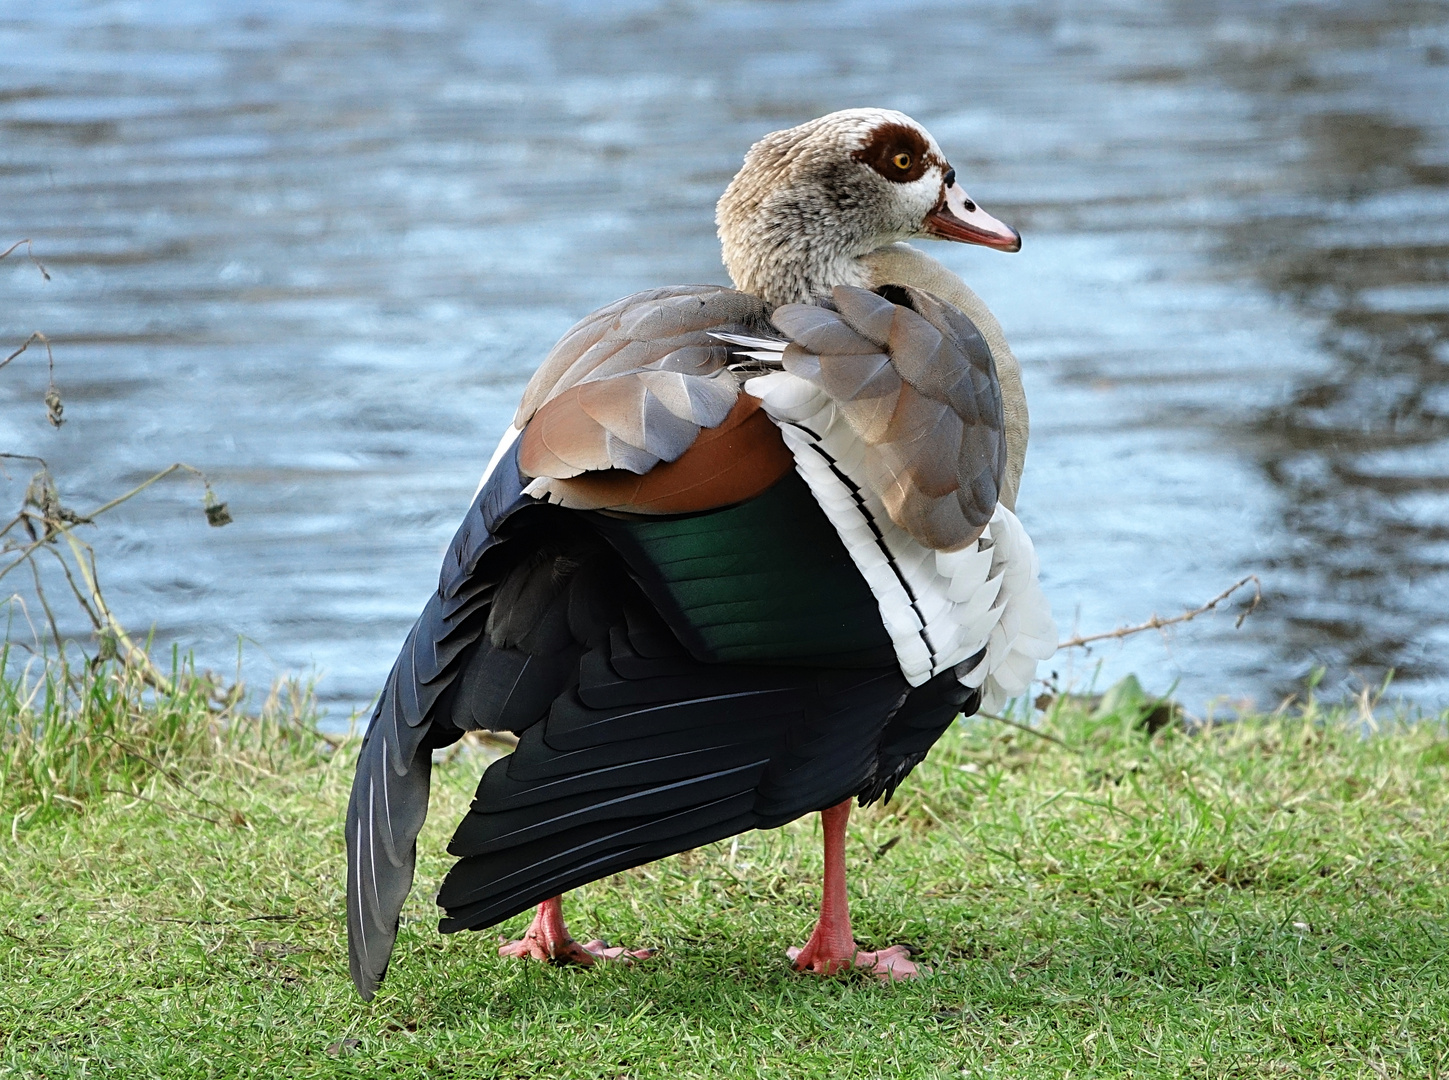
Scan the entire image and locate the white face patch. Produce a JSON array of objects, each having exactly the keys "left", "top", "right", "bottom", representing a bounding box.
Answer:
[{"left": 893, "top": 169, "right": 949, "bottom": 236}]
